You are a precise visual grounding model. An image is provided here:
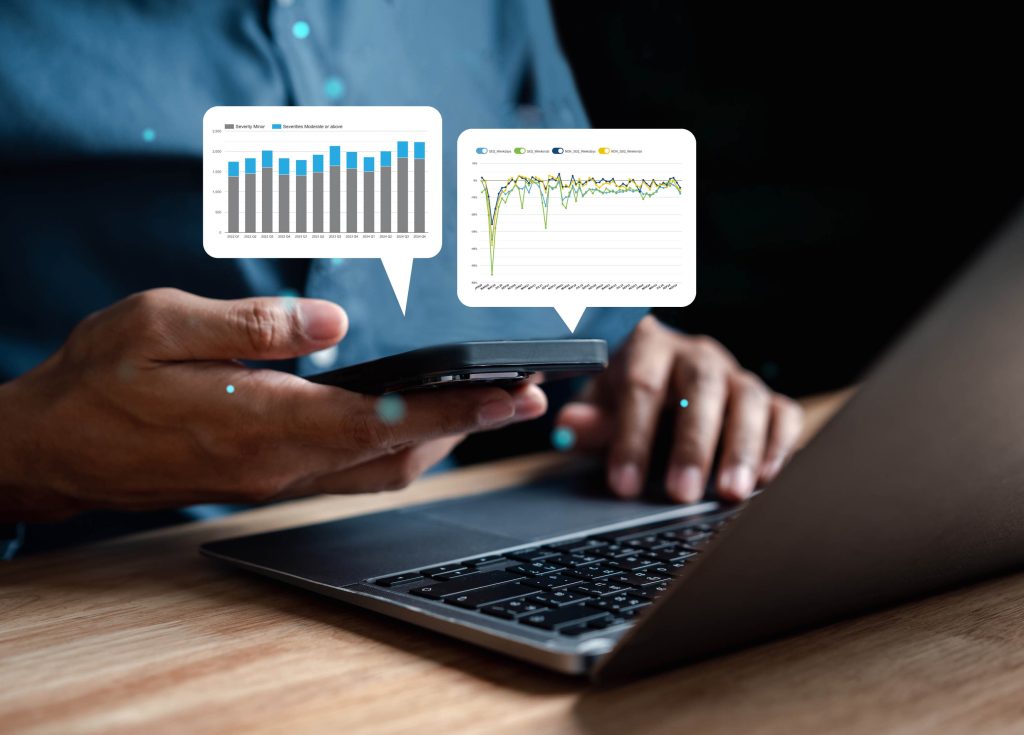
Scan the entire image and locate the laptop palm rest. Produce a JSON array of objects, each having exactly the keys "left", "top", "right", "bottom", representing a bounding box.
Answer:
[{"left": 201, "top": 470, "right": 695, "bottom": 587}]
